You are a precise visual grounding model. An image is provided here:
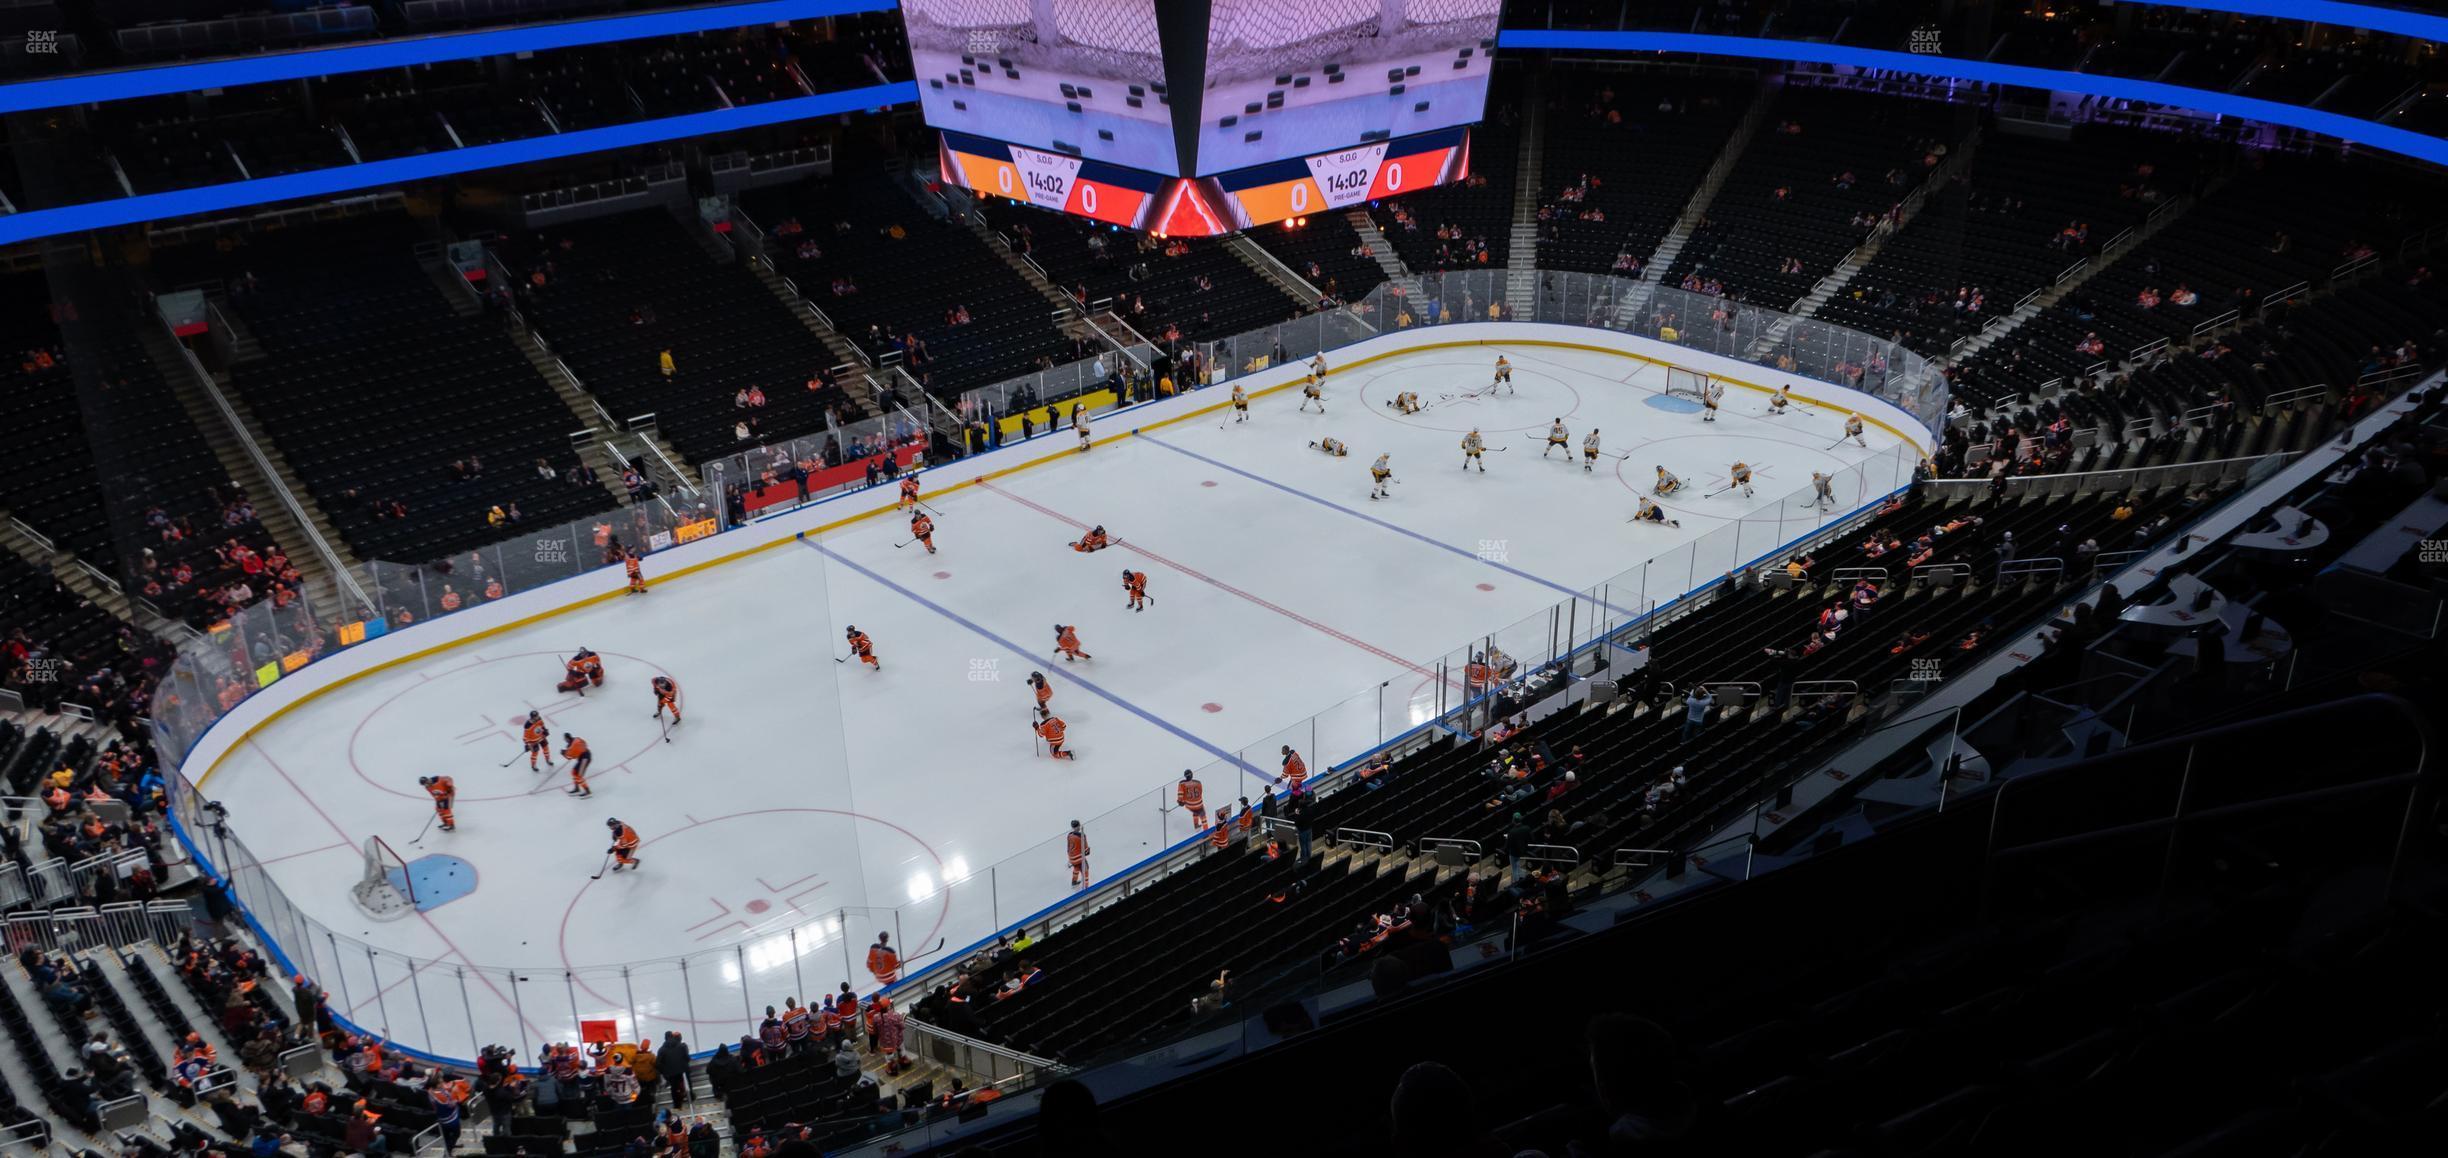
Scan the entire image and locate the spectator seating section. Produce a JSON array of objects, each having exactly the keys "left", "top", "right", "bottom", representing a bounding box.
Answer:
[
  {"left": 1958, "top": 157, "right": 2438, "bottom": 407},
  {"left": 742, "top": 173, "right": 1073, "bottom": 396},
  {"left": 977, "top": 199, "right": 1305, "bottom": 344},
  {"left": 1536, "top": 72, "right": 1752, "bottom": 275},
  {"left": 1816, "top": 125, "right": 2188, "bottom": 359},
  {"left": 1366, "top": 90, "right": 1521, "bottom": 273},
  {"left": 1668, "top": 86, "right": 1963, "bottom": 306},
  {"left": 1245, "top": 213, "right": 1387, "bottom": 305},
  {"left": 153, "top": 216, "right": 613, "bottom": 562},
  {"left": 504, "top": 210, "right": 856, "bottom": 464}
]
